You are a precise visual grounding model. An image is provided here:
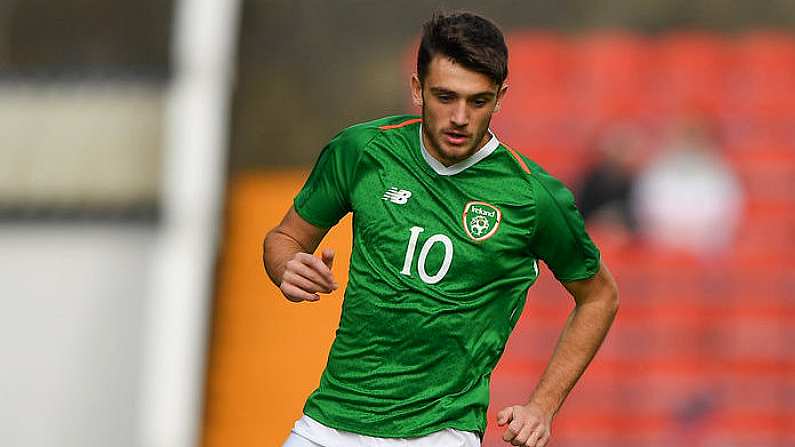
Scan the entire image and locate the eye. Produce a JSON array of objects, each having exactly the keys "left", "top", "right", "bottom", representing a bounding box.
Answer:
[
  {"left": 472, "top": 98, "right": 489, "bottom": 107},
  {"left": 437, "top": 94, "right": 453, "bottom": 103}
]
